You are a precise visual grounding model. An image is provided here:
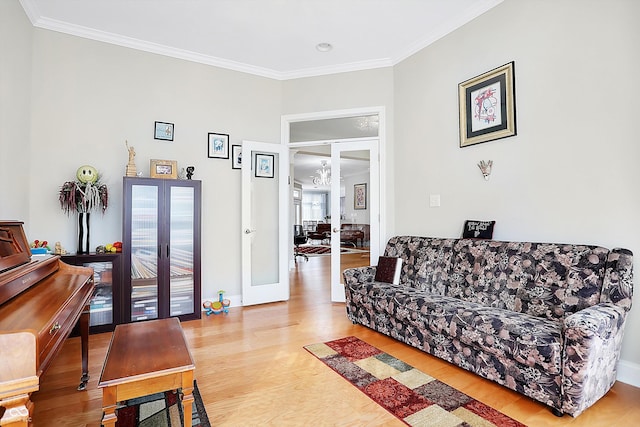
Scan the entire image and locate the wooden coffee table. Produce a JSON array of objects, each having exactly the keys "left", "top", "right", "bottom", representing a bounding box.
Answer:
[{"left": 98, "top": 317, "right": 195, "bottom": 427}]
